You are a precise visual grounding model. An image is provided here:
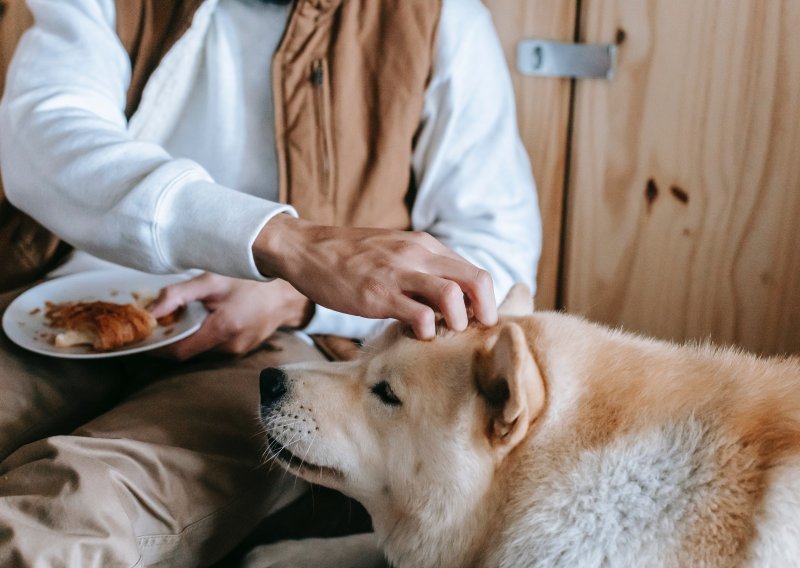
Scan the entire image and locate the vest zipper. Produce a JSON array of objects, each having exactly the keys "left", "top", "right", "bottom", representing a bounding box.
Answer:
[{"left": 312, "top": 59, "right": 333, "bottom": 198}]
